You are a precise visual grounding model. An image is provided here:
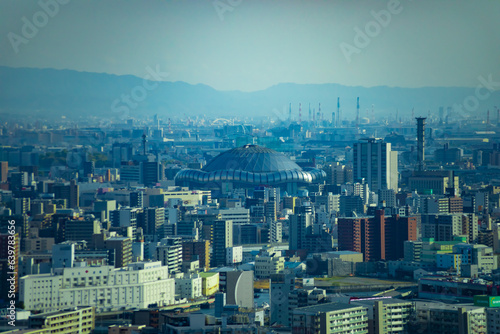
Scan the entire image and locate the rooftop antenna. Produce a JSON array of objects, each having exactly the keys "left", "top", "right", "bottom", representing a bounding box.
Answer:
[
  {"left": 371, "top": 104, "right": 374, "bottom": 123},
  {"left": 308, "top": 103, "right": 312, "bottom": 123},
  {"left": 289, "top": 103, "right": 292, "bottom": 122},
  {"left": 319, "top": 103, "right": 322, "bottom": 122}
]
